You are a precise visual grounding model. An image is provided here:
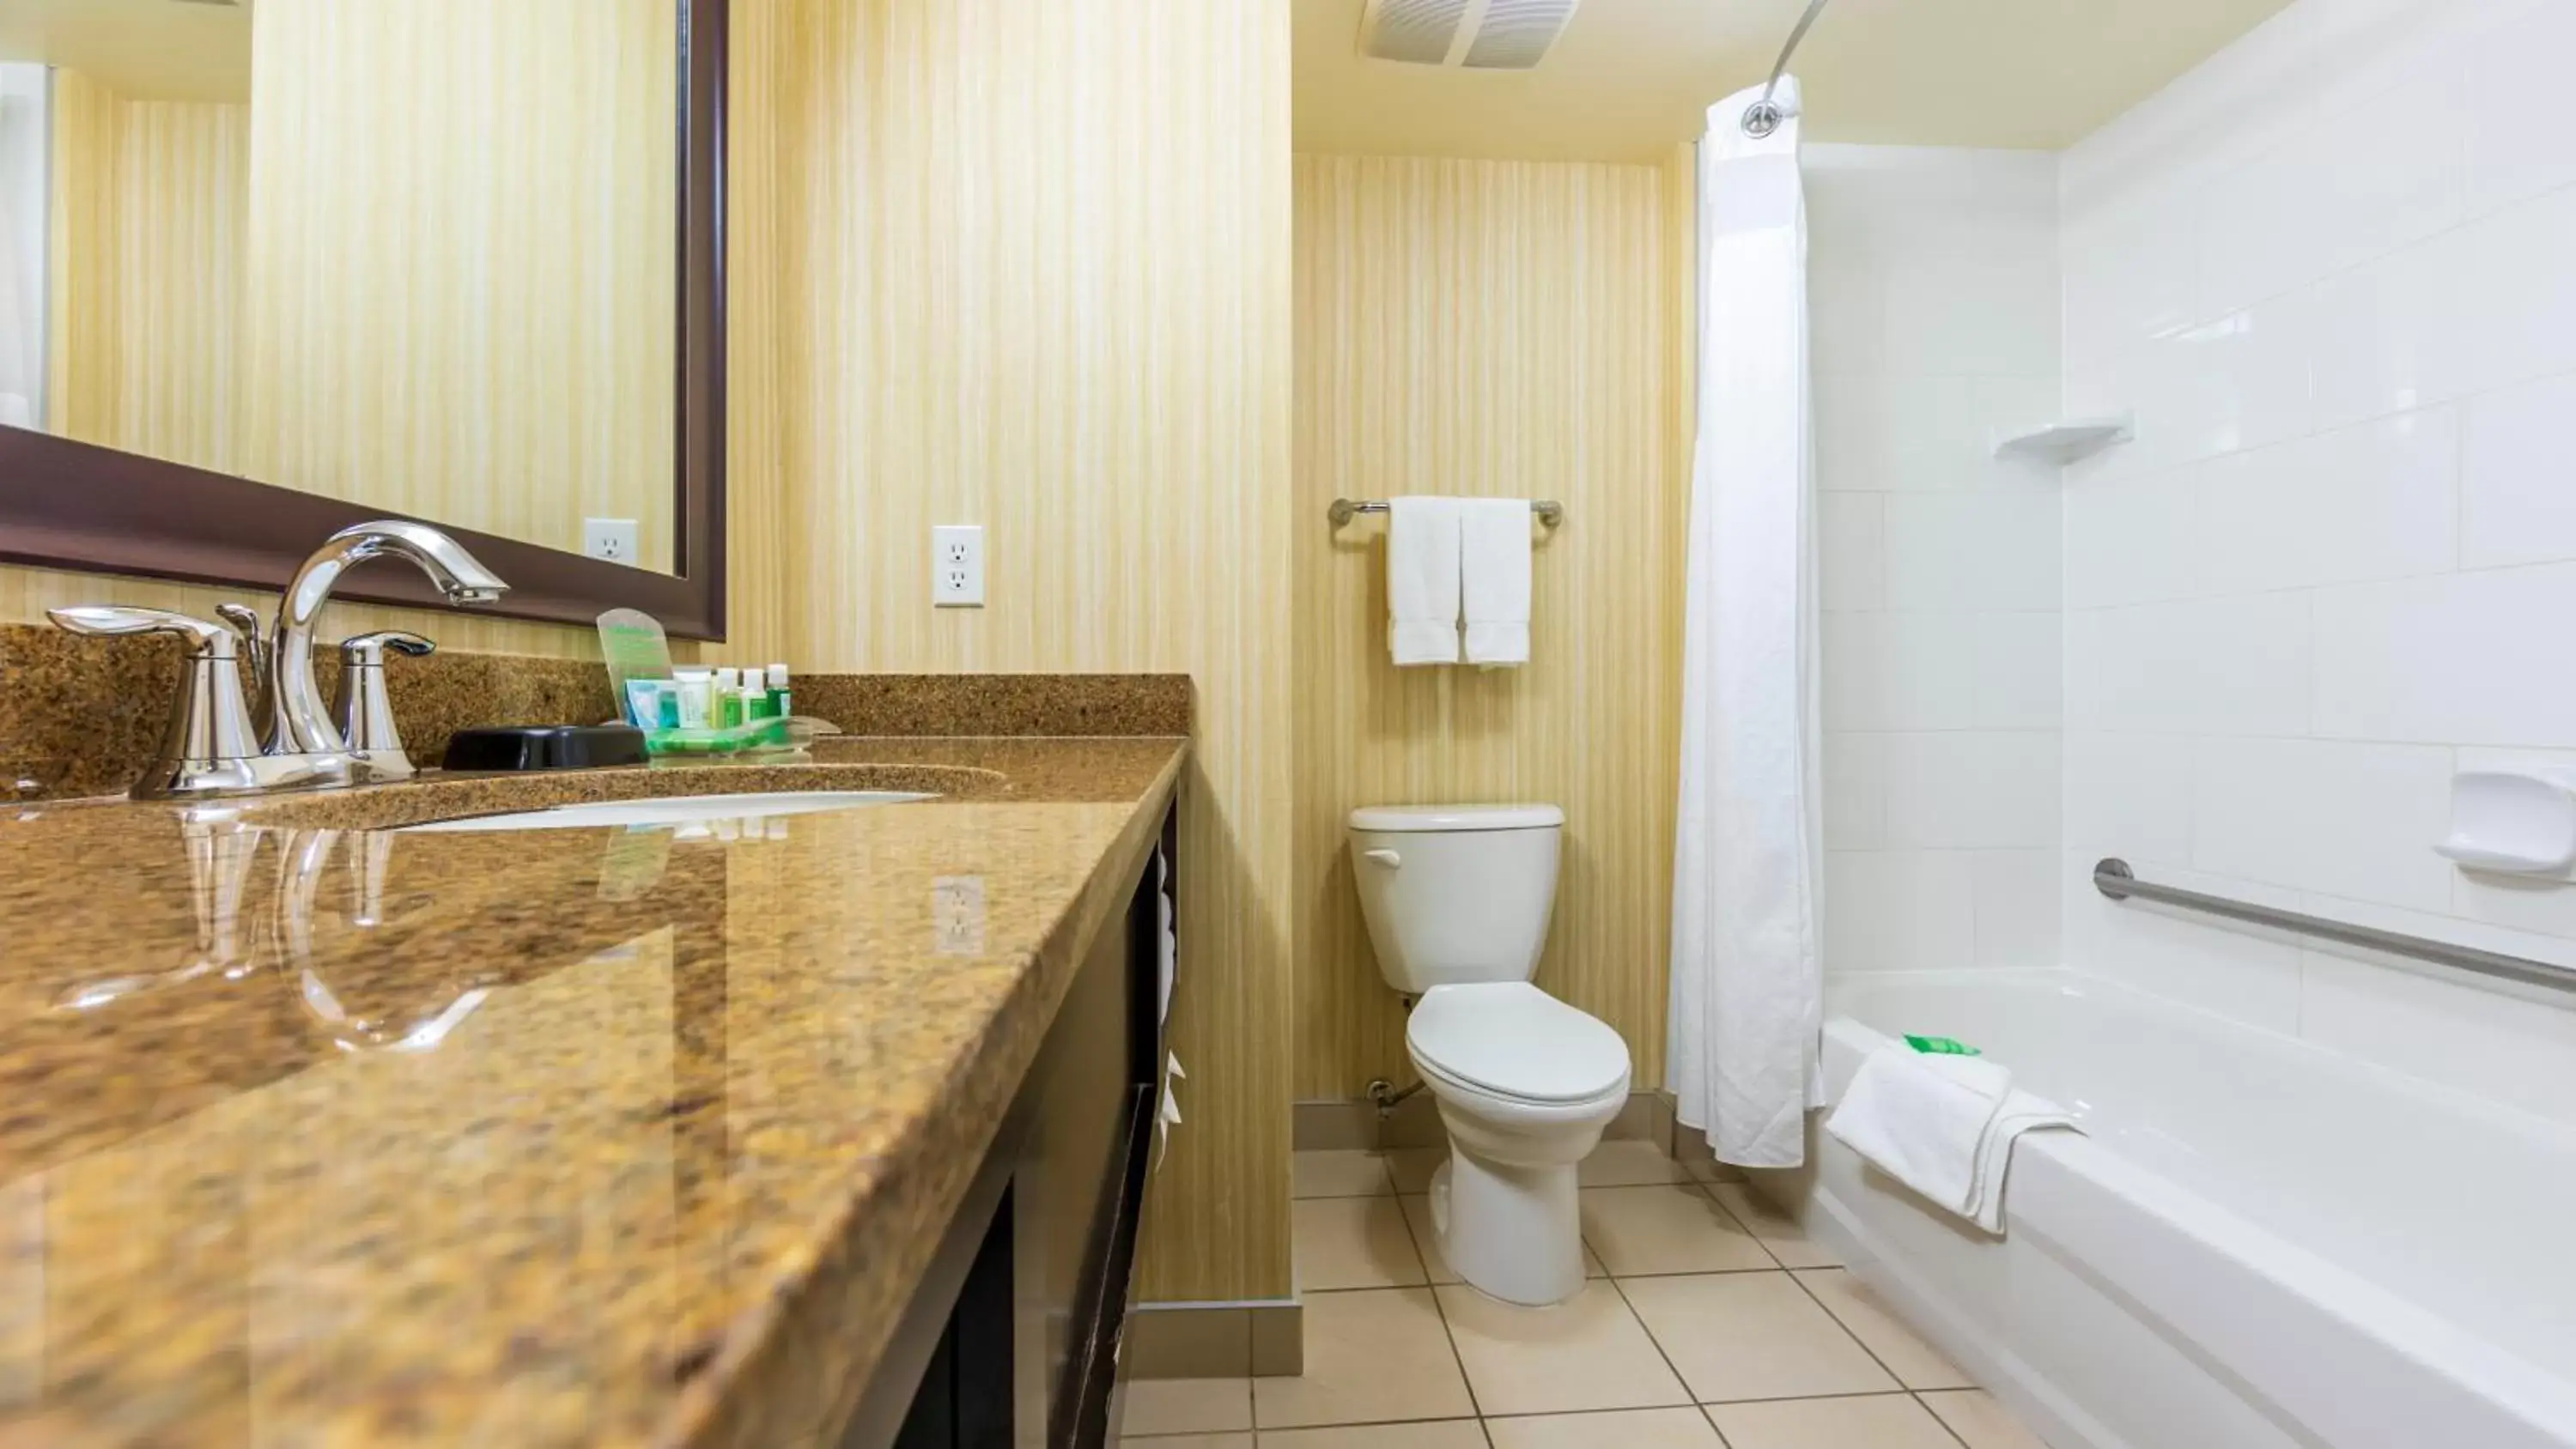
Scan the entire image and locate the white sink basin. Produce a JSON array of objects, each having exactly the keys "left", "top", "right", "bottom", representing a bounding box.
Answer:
[{"left": 401, "top": 790, "right": 936, "bottom": 833}]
